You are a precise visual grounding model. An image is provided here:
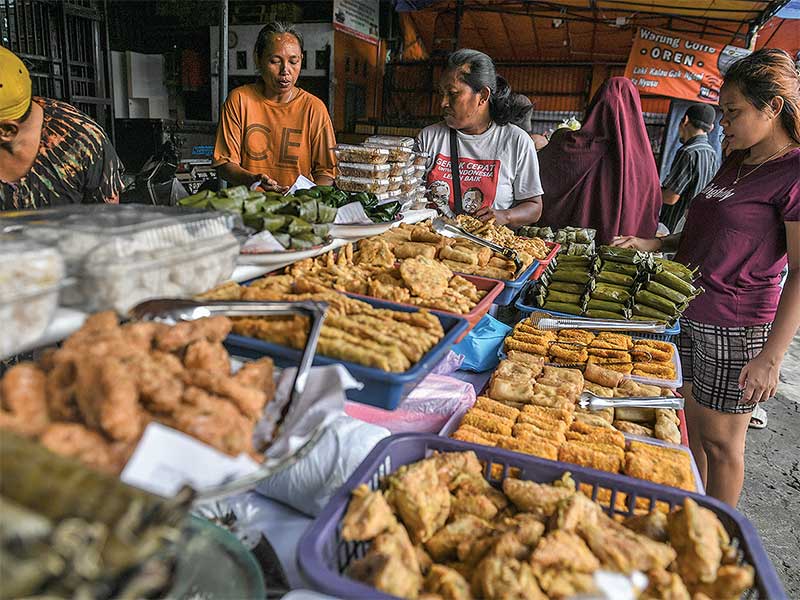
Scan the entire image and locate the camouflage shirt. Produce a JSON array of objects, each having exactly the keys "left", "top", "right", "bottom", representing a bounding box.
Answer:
[{"left": 1, "top": 97, "right": 124, "bottom": 210}]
